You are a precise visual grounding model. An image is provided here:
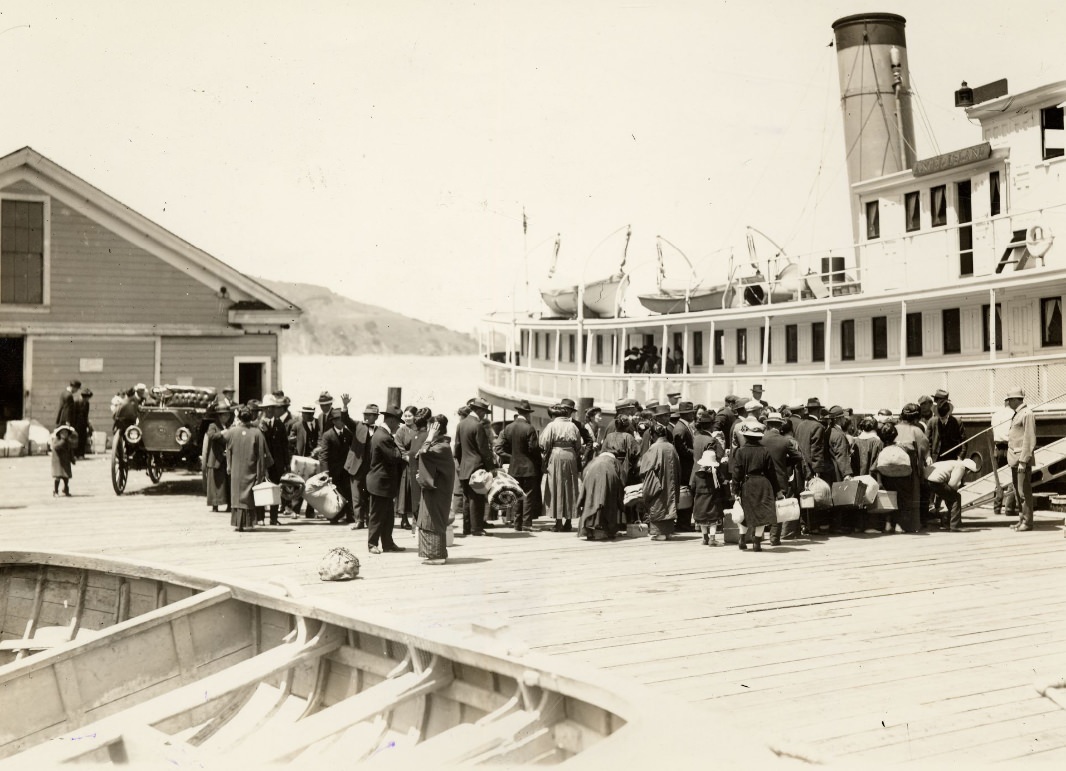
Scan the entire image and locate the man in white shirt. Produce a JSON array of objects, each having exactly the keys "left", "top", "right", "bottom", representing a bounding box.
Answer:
[
  {"left": 990, "top": 398, "right": 1016, "bottom": 517},
  {"left": 922, "top": 458, "right": 977, "bottom": 531},
  {"left": 1005, "top": 388, "right": 1037, "bottom": 531}
]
